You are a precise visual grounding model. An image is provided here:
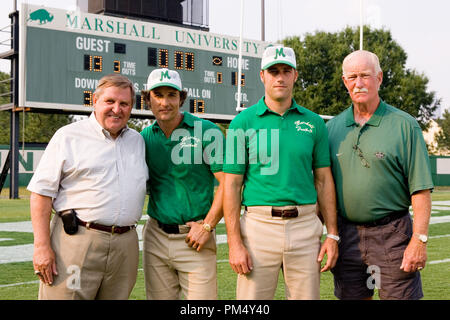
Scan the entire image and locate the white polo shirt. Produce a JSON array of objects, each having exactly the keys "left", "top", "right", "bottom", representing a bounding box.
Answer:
[{"left": 27, "top": 113, "right": 149, "bottom": 226}]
